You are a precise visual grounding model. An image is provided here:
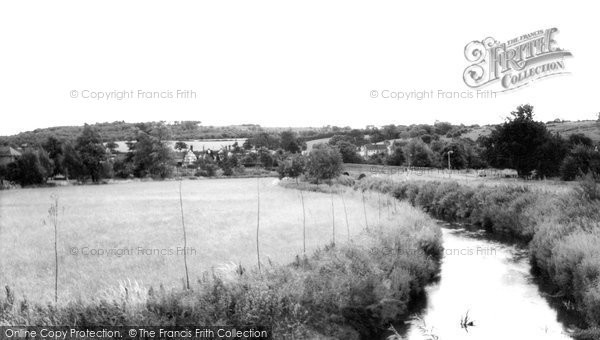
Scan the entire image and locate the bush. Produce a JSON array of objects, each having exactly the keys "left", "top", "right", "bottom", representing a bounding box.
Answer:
[
  {"left": 574, "top": 172, "right": 600, "bottom": 201},
  {"left": 113, "top": 158, "right": 134, "bottom": 178},
  {"left": 257, "top": 148, "right": 274, "bottom": 168},
  {"left": 560, "top": 145, "right": 600, "bottom": 181},
  {"left": 277, "top": 153, "right": 306, "bottom": 180}
]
